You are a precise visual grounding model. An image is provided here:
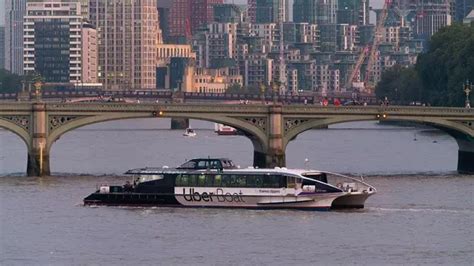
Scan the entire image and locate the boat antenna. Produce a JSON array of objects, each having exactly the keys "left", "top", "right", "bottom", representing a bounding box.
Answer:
[{"left": 304, "top": 158, "right": 309, "bottom": 169}]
